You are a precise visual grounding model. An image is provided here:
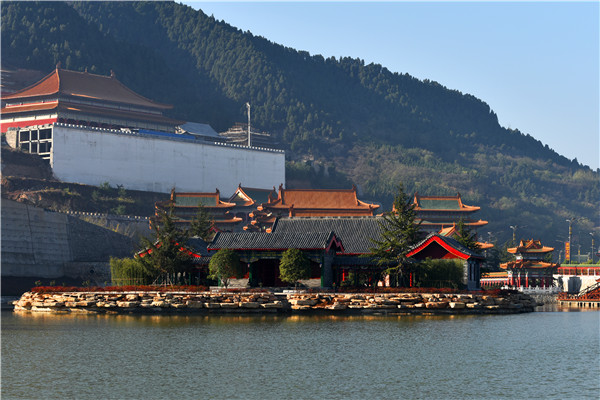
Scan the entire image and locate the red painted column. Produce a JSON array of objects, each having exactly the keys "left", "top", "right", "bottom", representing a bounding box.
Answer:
[{"left": 525, "top": 273, "right": 529, "bottom": 288}]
